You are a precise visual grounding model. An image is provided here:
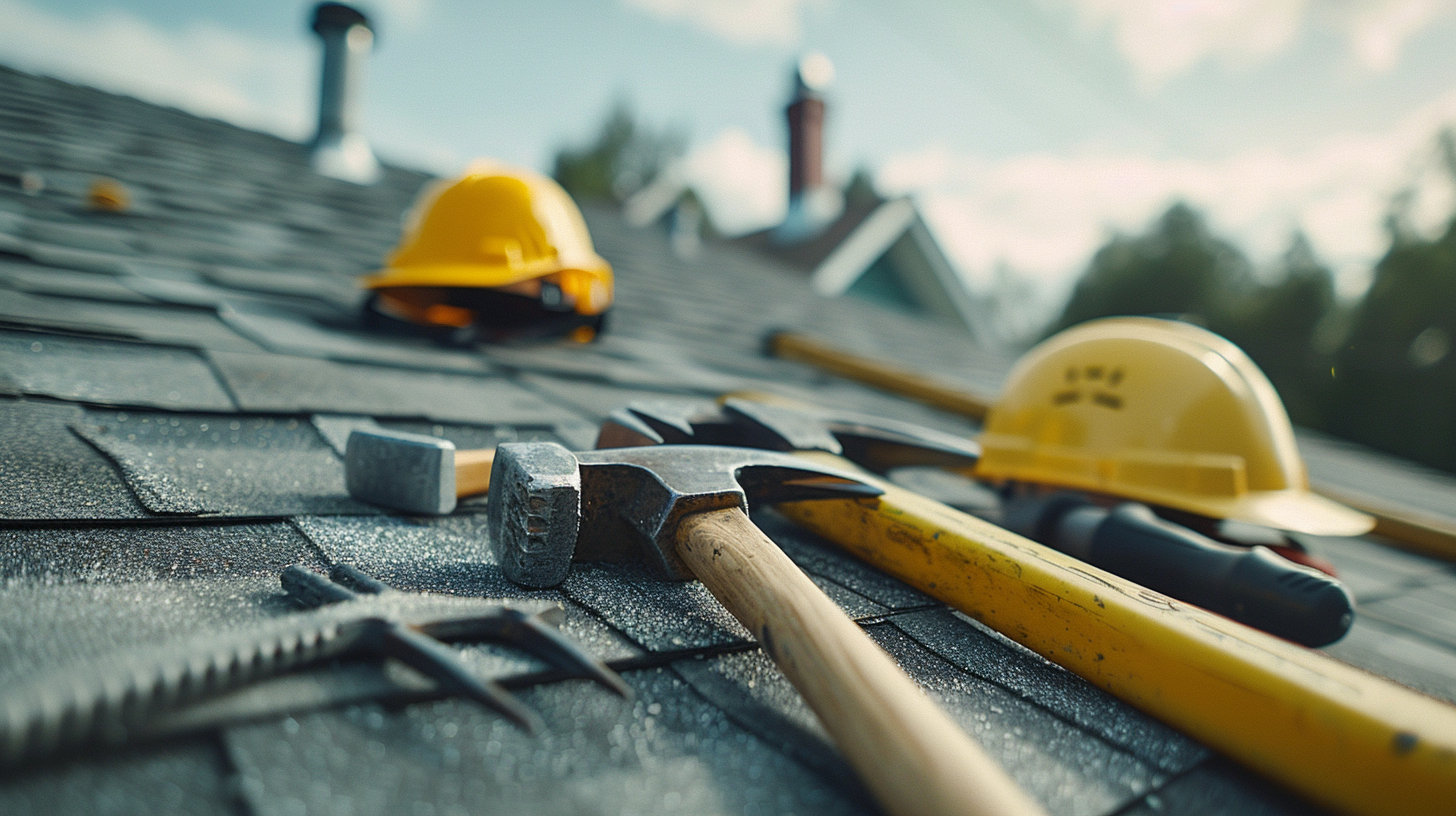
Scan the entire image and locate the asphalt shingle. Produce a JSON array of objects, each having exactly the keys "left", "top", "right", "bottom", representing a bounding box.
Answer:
[
  {"left": 208, "top": 350, "right": 580, "bottom": 426},
  {"left": 0, "top": 329, "right": 235, "bottom": 410},
  {"left": 0, "top": 397, "right": 150, "bottom": 520},
  {"left": 73, "top": 410, "right": 373, "bottom": 517}
]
